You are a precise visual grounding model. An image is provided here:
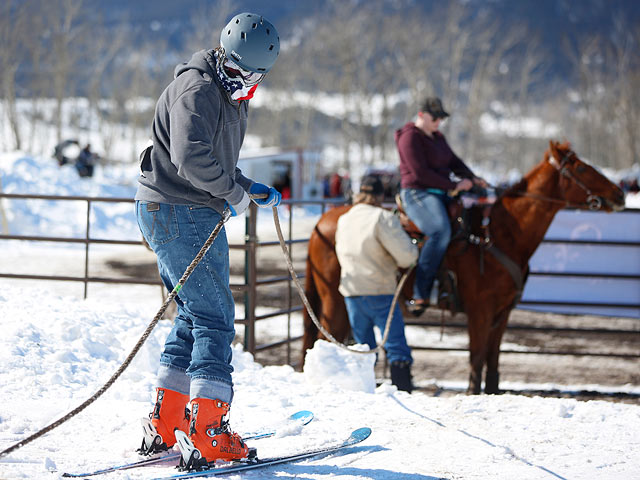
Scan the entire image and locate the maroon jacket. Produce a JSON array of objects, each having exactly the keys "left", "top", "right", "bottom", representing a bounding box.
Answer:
[{"left": 395, "top": 122, "right": 474, "bottom": 191}]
